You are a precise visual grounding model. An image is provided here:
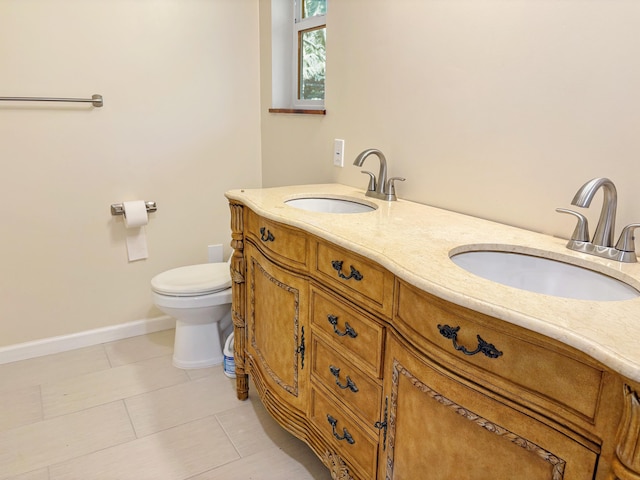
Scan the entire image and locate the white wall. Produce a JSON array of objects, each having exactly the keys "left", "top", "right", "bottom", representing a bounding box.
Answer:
[
  {"left": 4, "top": 0, "right": 640, "bottom": 349},
  {"left": 0, "top": 0, "right": 261, "bottom": 347},
  {"left": 260, "top": 0, "right": 640, "bottom": 238}
]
